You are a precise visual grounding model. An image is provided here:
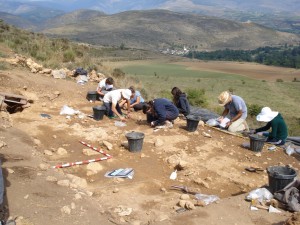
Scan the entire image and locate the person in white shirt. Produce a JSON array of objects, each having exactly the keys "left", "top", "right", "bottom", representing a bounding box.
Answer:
[
  {"left": 96, "top": 77, "right": 114, "bottom": 99},
  {"left": 103, "top": 89, "right": 133, "bottom": 122}
]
